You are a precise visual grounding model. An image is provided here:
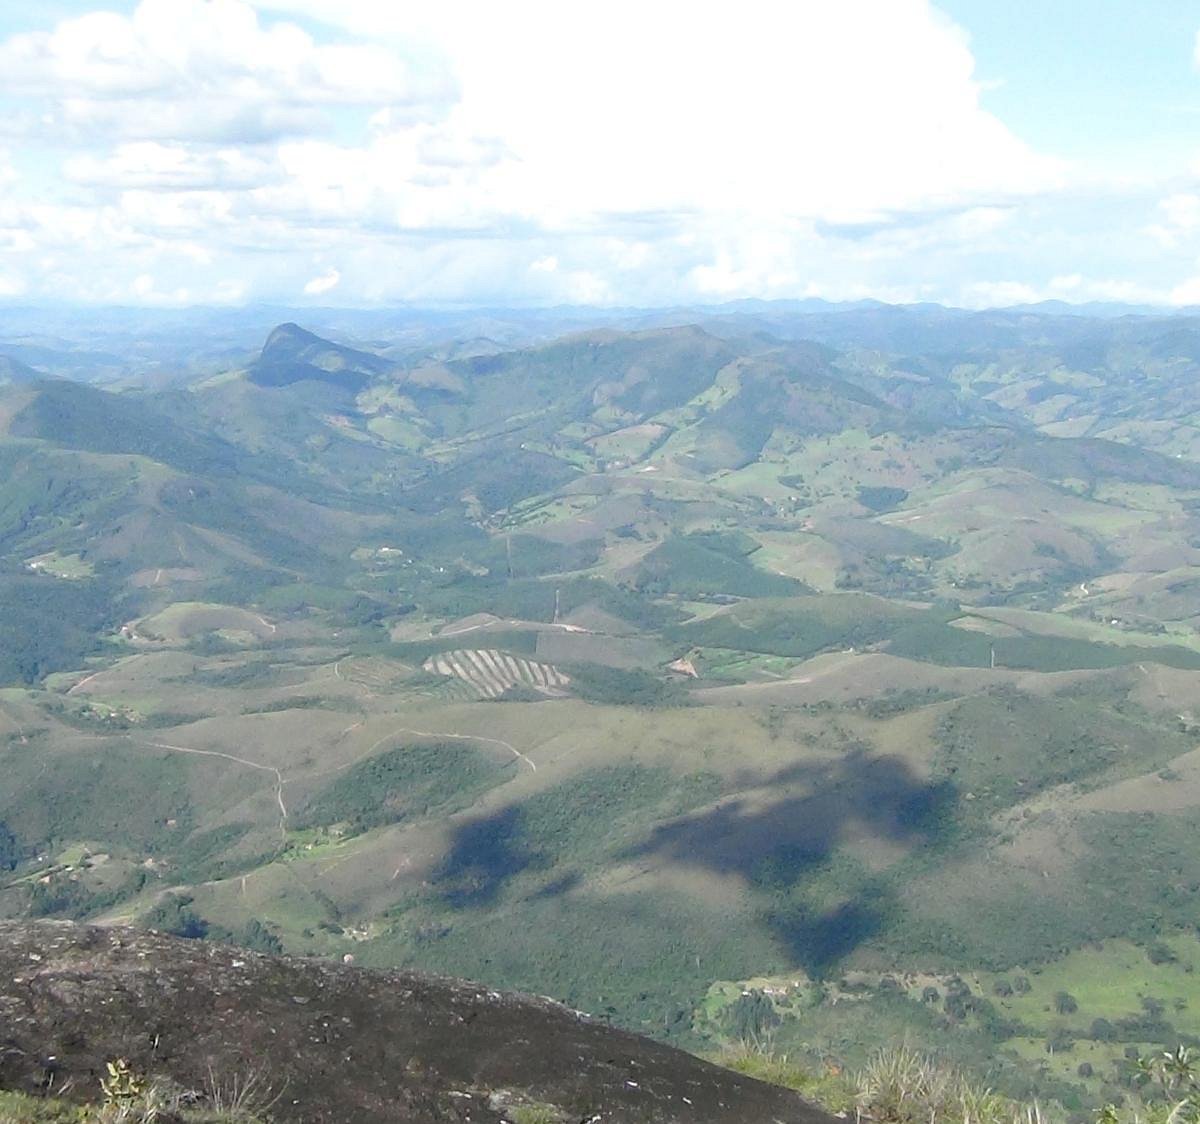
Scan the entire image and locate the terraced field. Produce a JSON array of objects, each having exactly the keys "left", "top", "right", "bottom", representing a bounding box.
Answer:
[{"left": 422, "top": 648, "right": 571, "bottom": 698}]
